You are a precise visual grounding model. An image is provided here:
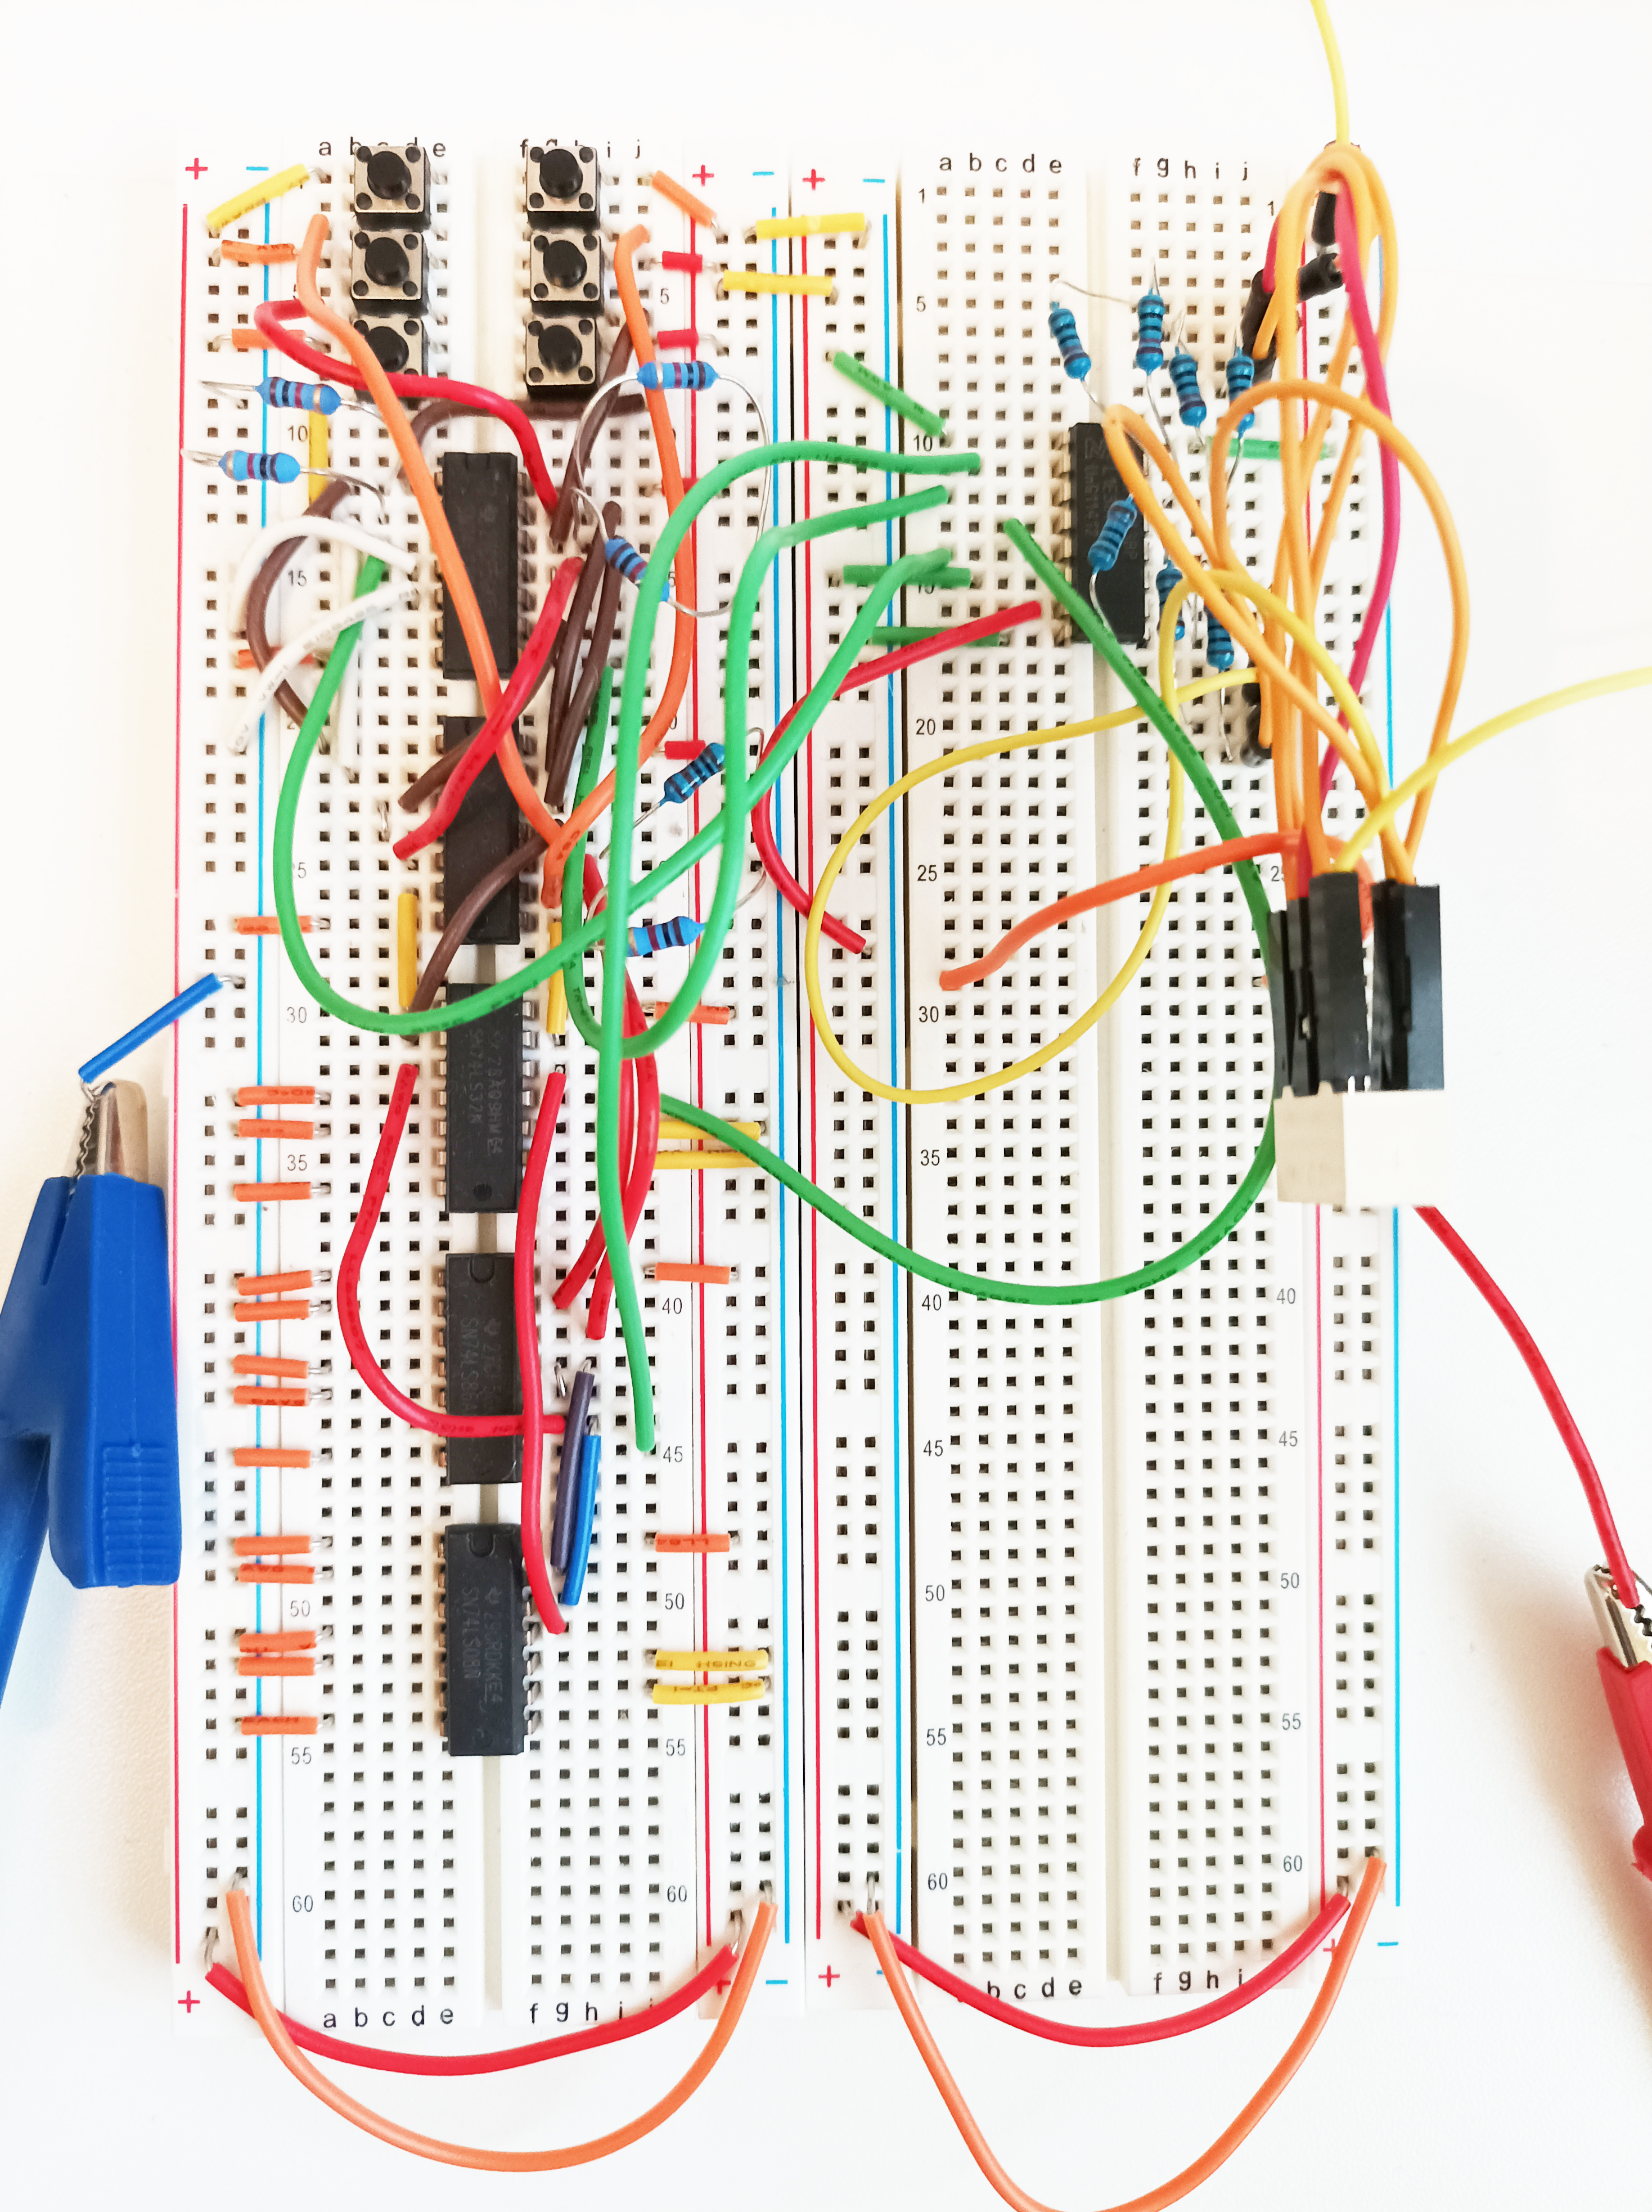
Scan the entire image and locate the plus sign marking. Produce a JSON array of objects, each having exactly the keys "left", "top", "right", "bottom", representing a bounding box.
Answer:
[
  {"left": 186, "top": 159, "right": 208, "bottom": 179},
  {"left": 802, "top": 169, "right": 825, "bottom": 192},
  {"left": 178, "top": 1989, "right": 201, "bottom": 2012},
  {"left": 818, "top": 1963, "right": 840, "bottom": 1987},
  {"left": 692, "top": 166, "right": 714, "bottom": 187}
]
